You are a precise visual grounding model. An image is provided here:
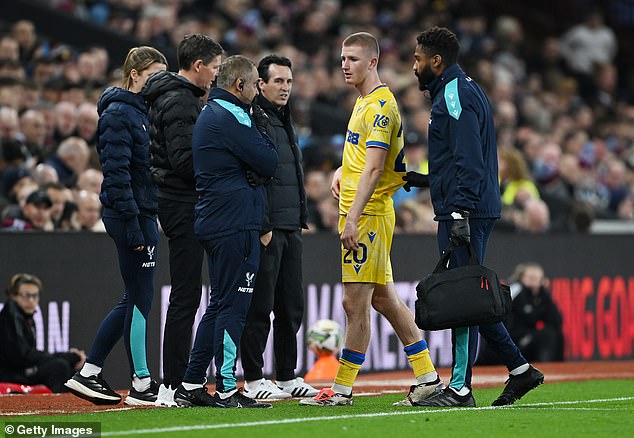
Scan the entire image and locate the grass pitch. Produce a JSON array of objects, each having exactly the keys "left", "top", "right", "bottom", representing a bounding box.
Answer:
[{"left": 2, "top": 380, "right": 634, "bottom": 437}]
